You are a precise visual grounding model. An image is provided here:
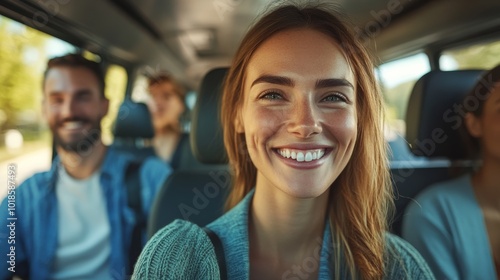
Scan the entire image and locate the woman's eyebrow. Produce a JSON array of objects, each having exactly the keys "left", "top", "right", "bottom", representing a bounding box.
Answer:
[
  {"left": 315, "top": 78, "right": 354, "bottom": 89},
  {"left": 251, "top": 75, "right": 354, "bottom": 90},
  {"left": 251, "top": 75, "right": 294, "bottom": 88}
]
